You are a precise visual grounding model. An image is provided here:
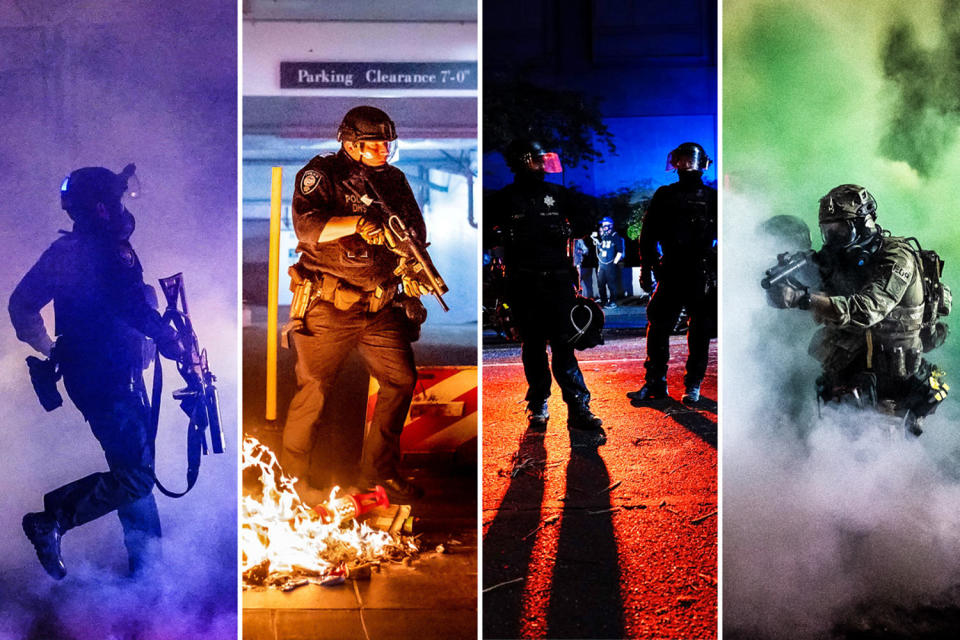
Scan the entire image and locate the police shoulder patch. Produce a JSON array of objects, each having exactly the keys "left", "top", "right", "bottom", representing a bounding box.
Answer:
[
  {"left": 300, "top": 170, "right": 322, "bottom": 195},
  {"left": 885, "top": 260, "right": 911, "bottom": 299}
]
